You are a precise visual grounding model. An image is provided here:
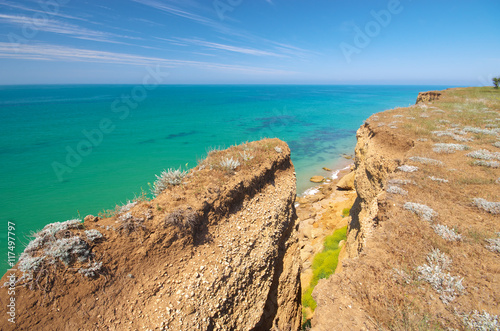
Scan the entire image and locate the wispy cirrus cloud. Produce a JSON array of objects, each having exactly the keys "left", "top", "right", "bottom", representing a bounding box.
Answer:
[
  {"left": 175, "top": 38, "right": 288, "bottom": 57},
  {"left": 0, "top": 0, "right": 90, "bottom": 23},
  {"left": 0, "top": 13, "right": 143, "bottom": 45},
  {"left": 0, "top": 42, "right": 295, "bottom": 75},
  {"left": 132, "top": 0, "right": 221, "bottom": 29}
]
